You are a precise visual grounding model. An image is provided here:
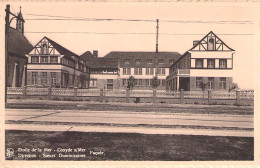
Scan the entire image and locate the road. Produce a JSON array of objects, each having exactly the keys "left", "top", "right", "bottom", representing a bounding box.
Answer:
[{"left": 5, "top": 109, "right": 254, "bottom": 137}]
